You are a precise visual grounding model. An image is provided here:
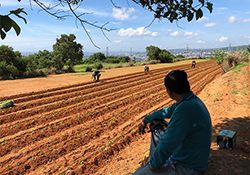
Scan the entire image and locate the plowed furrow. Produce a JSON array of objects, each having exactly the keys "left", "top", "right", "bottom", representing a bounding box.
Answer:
[
  {"left": 0, "top": 64, "right": 218, "bottom": 157},
  {"left": 55, "top": 66, "right": 223, "bottom": 175},
  {"left": 27, "top": 67, "right": 222, "bottom": 175},
  {"left": 0, "top": 75, "right": 167, "bottom": 137},
  {"left": 0, "top": 63, "right": 214, "bottom": 125},
  {"left": 0, "top": 64, "right": 221, "bottom": 174},
  {"left": 0, "top": 62, "right": 213, "bottom": 110},
  {"left": 0, "top": 65, "right": 176, "bottom": 102},
  {"left": 0, "top": 64, "right": 195, "bottom": 116},
  {"left": 0, "top": 82, "right": 165, "bottom": 157},
  {"left": 0, "top": 65, "right": 189, "bottom": 119},
  {"left": 0, "top": 63, "right": 216, "bottom": 139},
  {"left": 0, "top": 84, "right": 166, "bottom": 173},
  {"left": 0, "top": 63, "right": 192, "bottom": 104}
]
